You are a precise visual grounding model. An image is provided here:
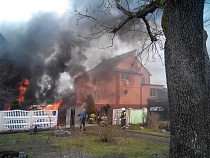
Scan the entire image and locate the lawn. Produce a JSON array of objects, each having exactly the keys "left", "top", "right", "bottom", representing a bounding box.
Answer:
[
  {"left": 128, "top": 124, "right": 170, "bottom": 138},
  {"left": 56, "top": 135, "right": 169, "bottom": 158},
  {"left": 0, "top": 126, "right": 169, "bottom": 158}
]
